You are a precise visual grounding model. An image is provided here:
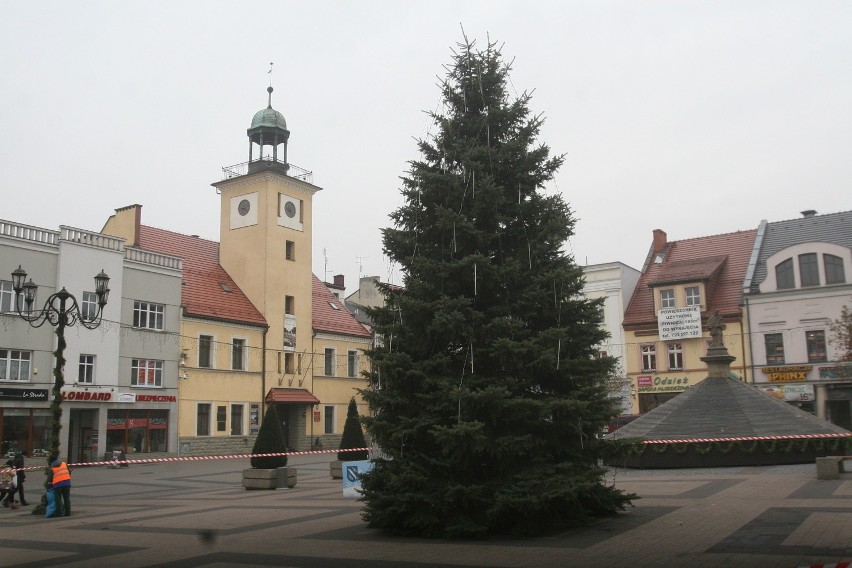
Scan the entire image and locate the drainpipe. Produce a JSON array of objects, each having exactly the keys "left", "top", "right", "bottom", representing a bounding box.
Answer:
[
  {"left": 744, "top": 297, "right": 755, "bottom": 384},
  {"left": 261, "top": 328, "right": 268, "bottom": 417}
]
